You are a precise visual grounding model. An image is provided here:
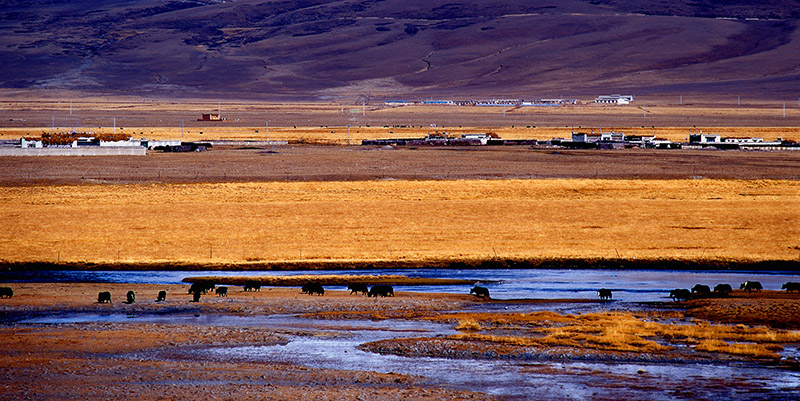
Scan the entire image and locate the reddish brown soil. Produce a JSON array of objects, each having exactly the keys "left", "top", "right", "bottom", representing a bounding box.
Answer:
[{"left": 3, "top": 145, "right": 800, "bottom": 186}]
